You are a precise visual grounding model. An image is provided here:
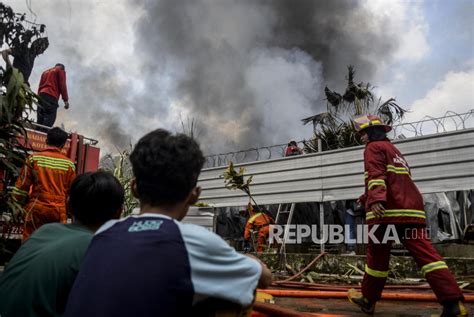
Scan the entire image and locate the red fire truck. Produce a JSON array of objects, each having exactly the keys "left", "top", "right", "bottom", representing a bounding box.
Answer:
[{"left": 0, "top": 124, "right": 101, "bottom": 240}]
